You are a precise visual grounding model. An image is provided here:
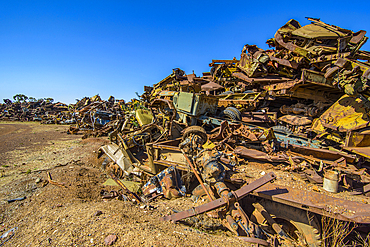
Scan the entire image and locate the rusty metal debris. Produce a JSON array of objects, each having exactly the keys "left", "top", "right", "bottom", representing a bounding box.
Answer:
[
  {"left": 3, "top": 17, "right": 370, "bottom": 246},
  {"left": 142, "top": 166, "right": 186, "bottom": 200},
  {"left": 47, "top": 172, "right": 67, "bottom": 188},
  {"left": 0, "top": 96, "right": 70, "bottom": 123},
  {"left": 93, "top": 17, "right": 370, "bottom": 246},
  {"left": 97, "top": 17, "right": 370, "bottom": 246},
  {"left": 110, "top": 173, "right": 142, "bottom": 202},
  {"left": 160, "top": 172, "right": 276, "bottom": 222}
]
